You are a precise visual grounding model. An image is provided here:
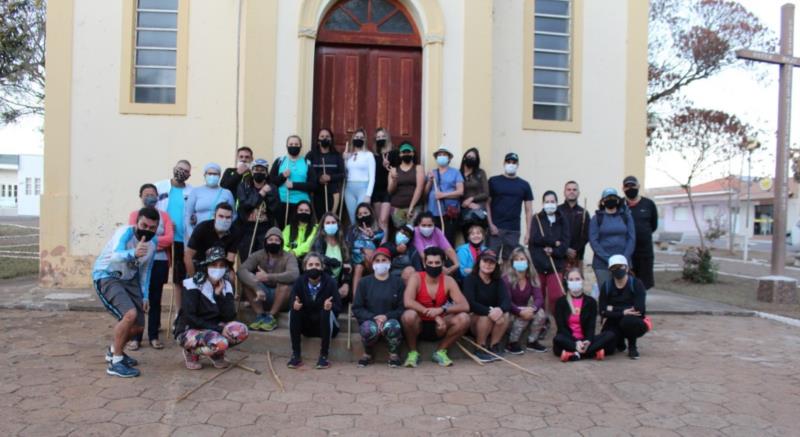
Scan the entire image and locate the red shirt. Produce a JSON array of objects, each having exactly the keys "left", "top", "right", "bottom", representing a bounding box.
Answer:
[{"left": 416, "top": 272, "right": 447, "bottom": 321}]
